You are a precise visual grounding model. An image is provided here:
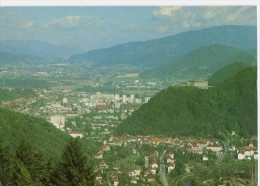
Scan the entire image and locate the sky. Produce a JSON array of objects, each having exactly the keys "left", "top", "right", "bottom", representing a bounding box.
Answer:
[{"left": 0, "top": 6, "right": 257, "bottom": 52}]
